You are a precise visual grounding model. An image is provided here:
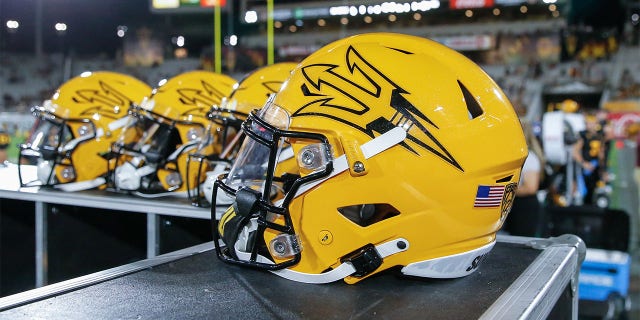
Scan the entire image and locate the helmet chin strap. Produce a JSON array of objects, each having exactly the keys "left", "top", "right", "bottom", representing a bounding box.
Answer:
[
  {"left": 54, "top": 177, "right": 106, "bottom": 192},
  {"left": 231, "top": 226, "right": 409, "bottom": 284},
  {"left": 226, "top": 127, "right": 411, "bottom": 283},
  {"left": 271, "top": 238, "right": 409, "bottom": 283},
  {"left": 36, "top": 160, "right": 104, "bottom": 191},
  {"left": 38, "top": 121, "right": 113, "bottom": 191},
  {"left": 121, "top": 140, "right": 199, "bottom": 197}
]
